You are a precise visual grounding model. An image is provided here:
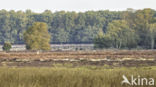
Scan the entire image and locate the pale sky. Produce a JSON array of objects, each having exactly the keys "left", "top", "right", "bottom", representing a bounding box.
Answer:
[{"left": 0, "top": 0, "right": 156, "bottom": 12}]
